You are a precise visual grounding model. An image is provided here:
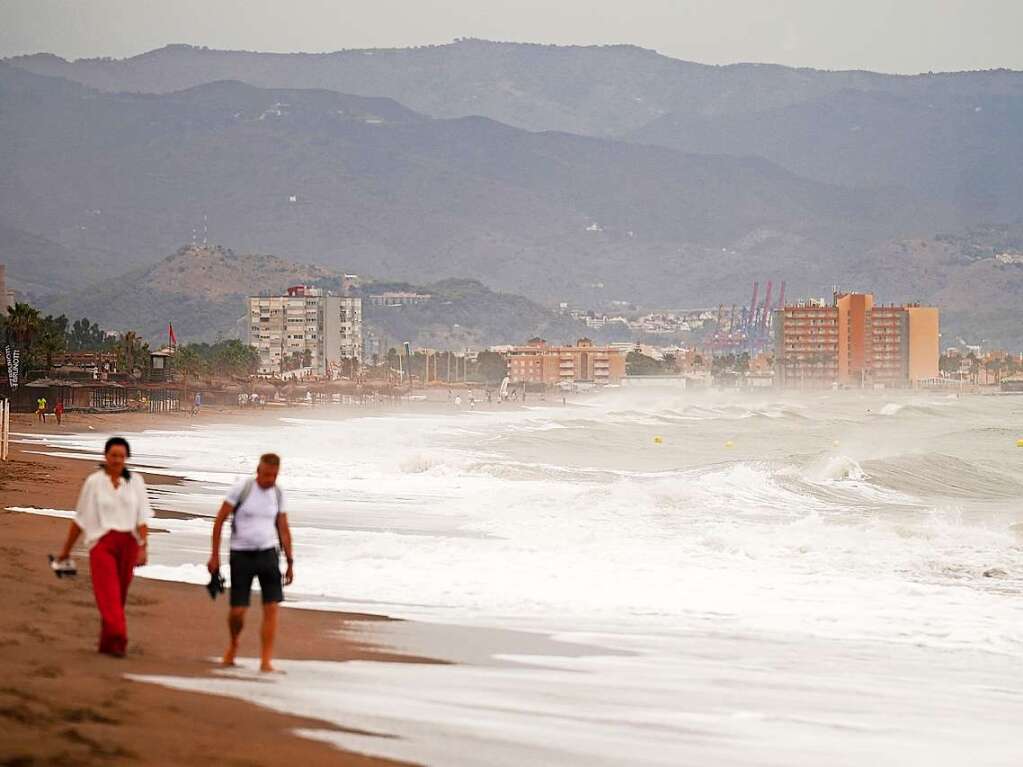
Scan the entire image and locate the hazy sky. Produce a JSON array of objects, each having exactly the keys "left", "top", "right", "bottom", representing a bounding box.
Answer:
[{"left": 2, "top": 0, "right": 1021, "bottom": 74}]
